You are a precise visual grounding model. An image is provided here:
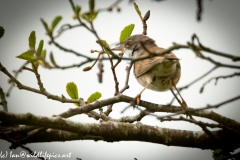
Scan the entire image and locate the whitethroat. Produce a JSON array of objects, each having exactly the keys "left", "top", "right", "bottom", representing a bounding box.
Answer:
[{"left": 112, "top": 34, "right": 187, "bottom": 109}]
